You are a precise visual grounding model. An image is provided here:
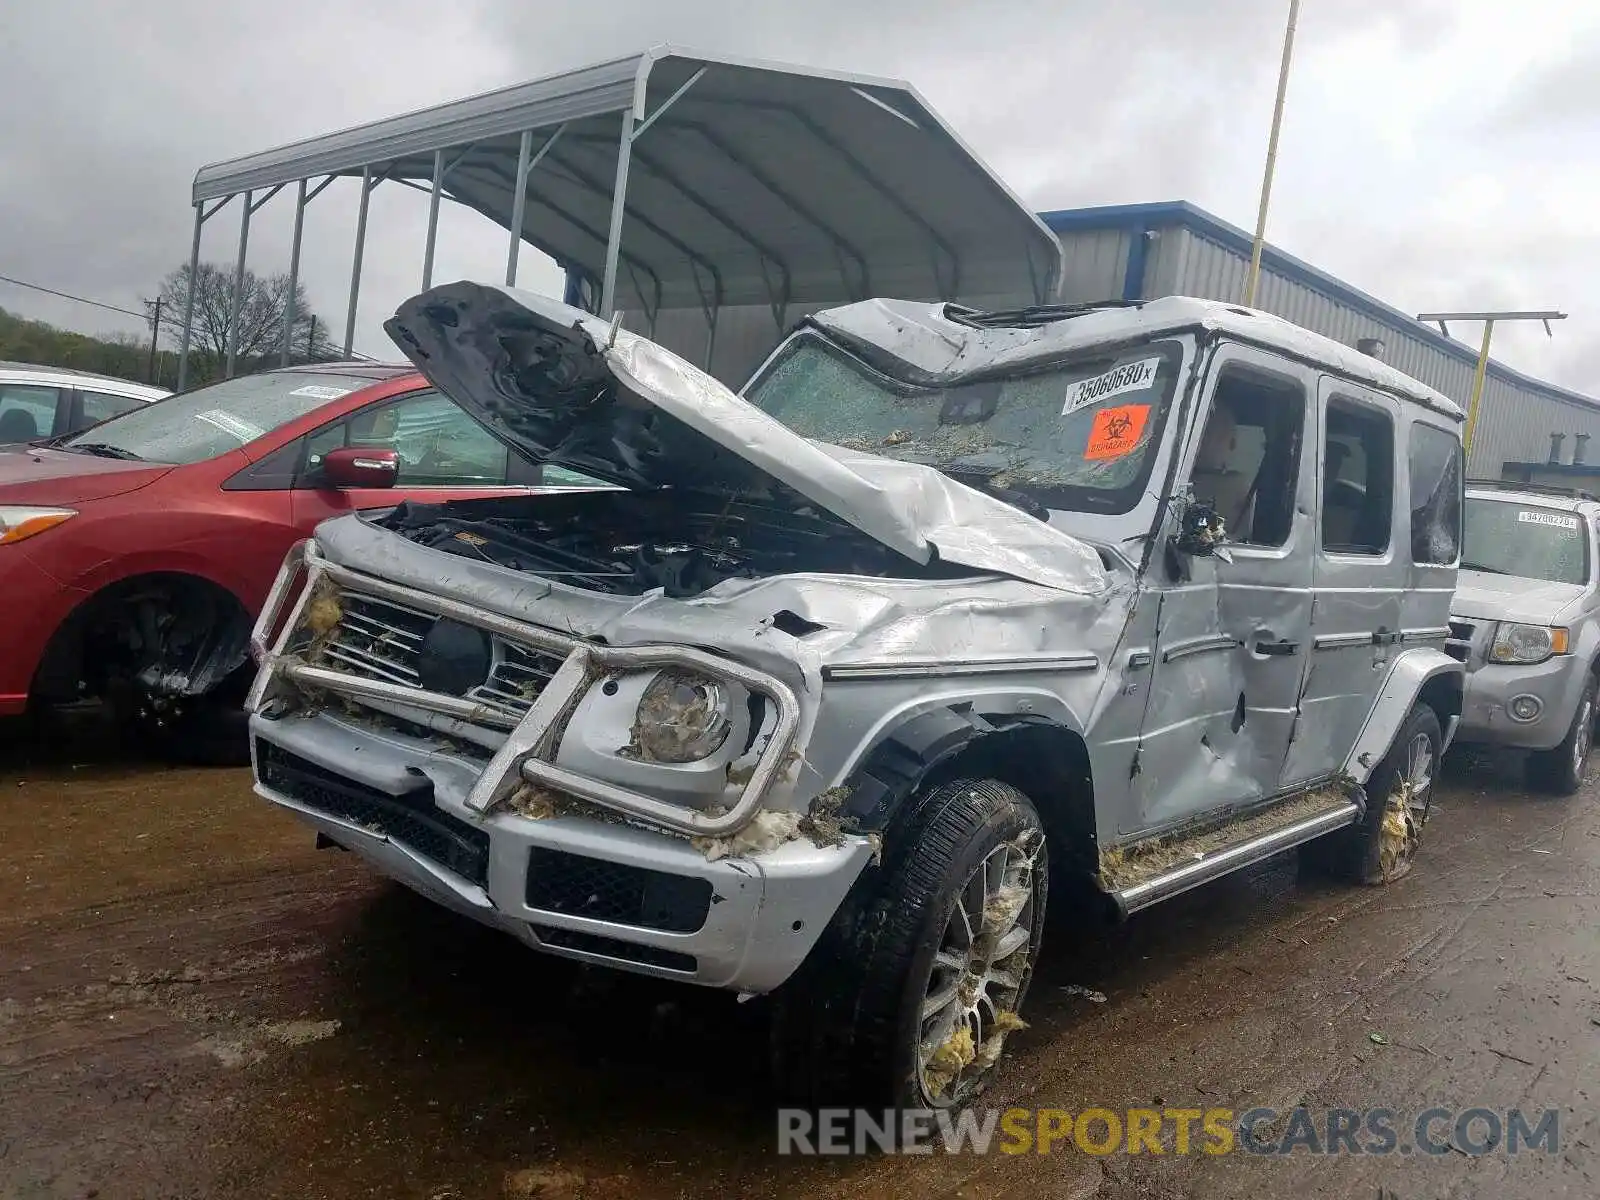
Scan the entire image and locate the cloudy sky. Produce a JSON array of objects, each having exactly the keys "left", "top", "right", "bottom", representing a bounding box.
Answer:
[{"left": 3, "top": 0, "right": 1597, "bottom": 392}]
